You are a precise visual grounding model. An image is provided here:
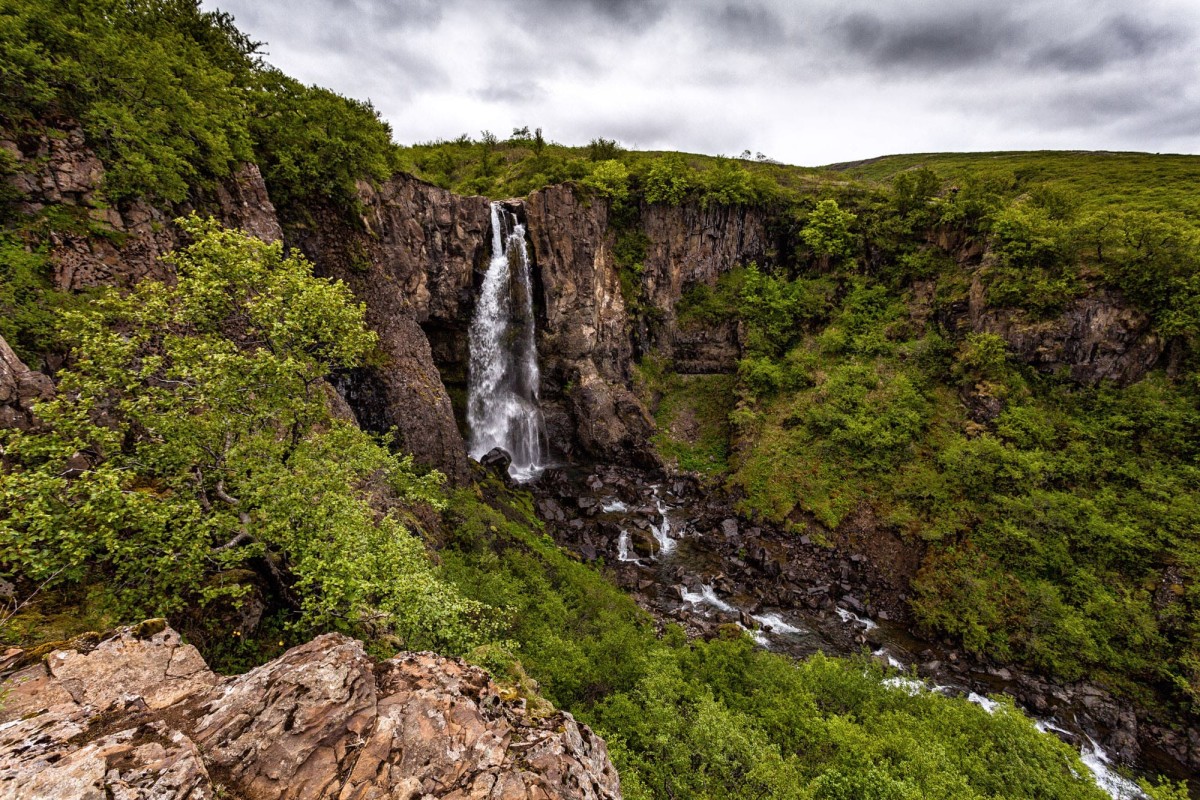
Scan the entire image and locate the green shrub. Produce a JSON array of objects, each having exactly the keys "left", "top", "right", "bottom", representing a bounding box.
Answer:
[
  {"left": 581, "top": 159, "right": 630, "bottom": 203},
  {"left": 801, "top": 198, "right": 858, "bottom": 259},
  {"left": 643, "top": 153, "right": 692, "bottom": 205},
  {"left": 0, "top": 217, "right": 489, "bottom": 651}
]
